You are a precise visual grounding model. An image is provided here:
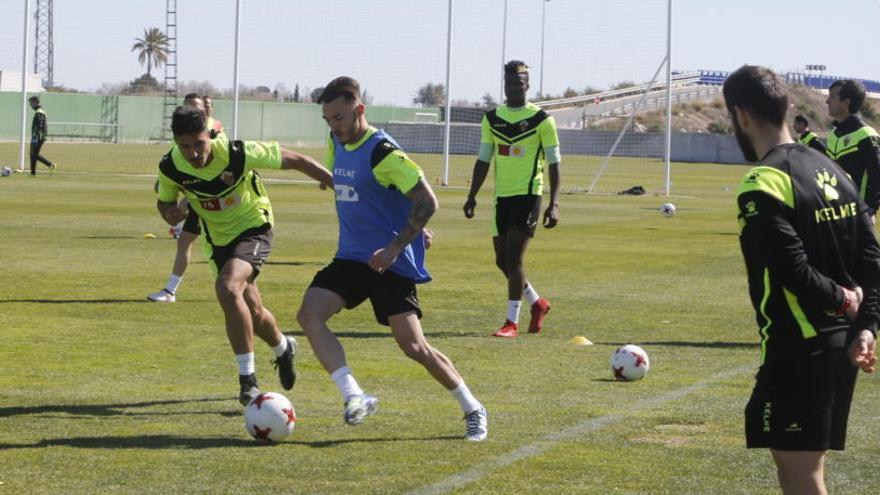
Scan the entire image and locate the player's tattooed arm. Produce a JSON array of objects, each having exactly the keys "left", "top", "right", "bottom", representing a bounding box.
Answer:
[
  {"left": 393, "top": 179, "right": 438, "bottom": 250},
  {"left": 157, "top": 200, "right": 186, "bottom": 226}
]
